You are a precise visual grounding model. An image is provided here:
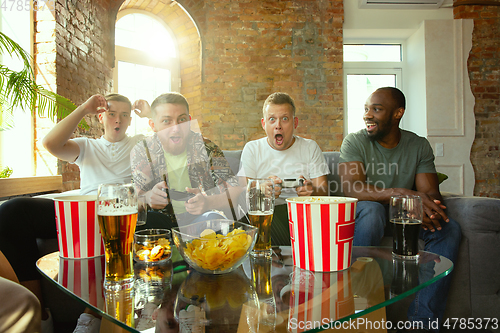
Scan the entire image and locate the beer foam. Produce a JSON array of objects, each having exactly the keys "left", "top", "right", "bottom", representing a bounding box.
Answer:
[
  {"left": 97, "top": 206, "right": 138, "bottom": 216},
  {"left": 248, "top": 211, "right": 273, "bottom": 216}
]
